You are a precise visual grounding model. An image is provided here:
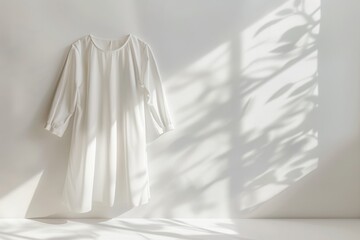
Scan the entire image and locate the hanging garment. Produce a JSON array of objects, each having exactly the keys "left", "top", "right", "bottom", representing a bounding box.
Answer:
[{"left": 44, "top": 33, "right": 175, "bottom": 213}]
